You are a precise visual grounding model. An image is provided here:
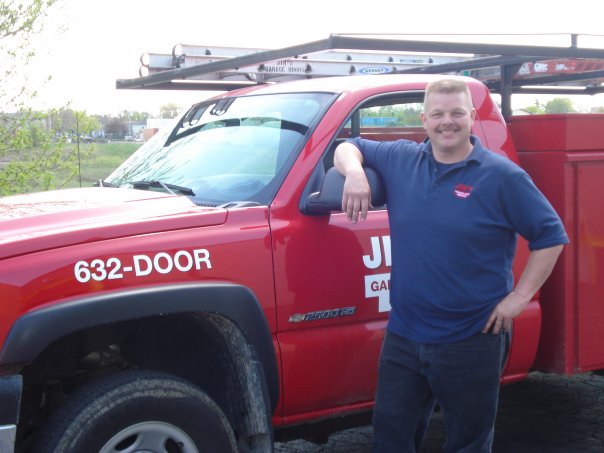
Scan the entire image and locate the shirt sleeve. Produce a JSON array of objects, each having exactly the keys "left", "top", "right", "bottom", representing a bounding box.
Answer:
[{"left": 502, "top": 169, "right": 569, "bottom": 250}]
